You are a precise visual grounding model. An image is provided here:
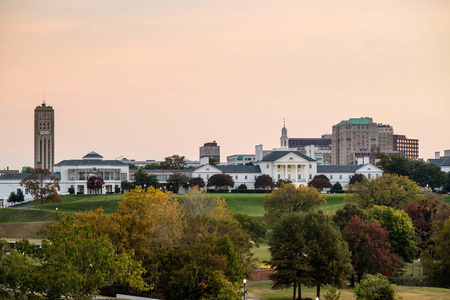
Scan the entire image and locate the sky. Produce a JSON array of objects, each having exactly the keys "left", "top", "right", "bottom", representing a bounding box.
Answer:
[{"left": 1, "top": 0, "right": 449, "bottom": 170}]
